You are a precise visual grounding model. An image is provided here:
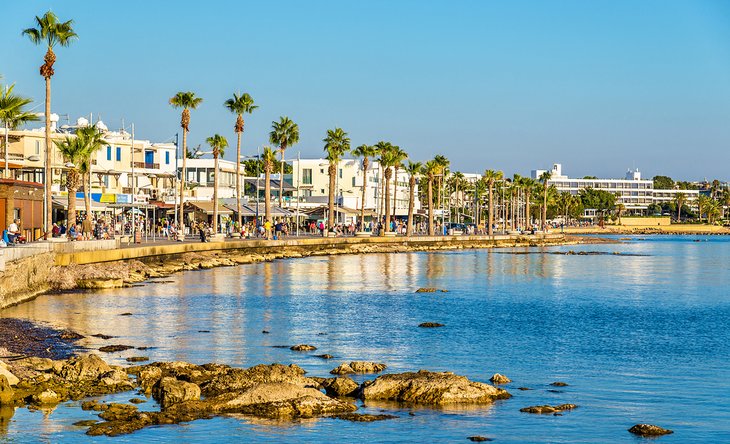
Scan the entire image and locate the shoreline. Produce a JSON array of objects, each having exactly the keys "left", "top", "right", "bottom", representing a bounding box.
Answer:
[
  {"left": 1, "top": 234, "right": 590, "bottom": 309},
  {"left": 561, "top": 224, "right": 730, "bottom": 235}
]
